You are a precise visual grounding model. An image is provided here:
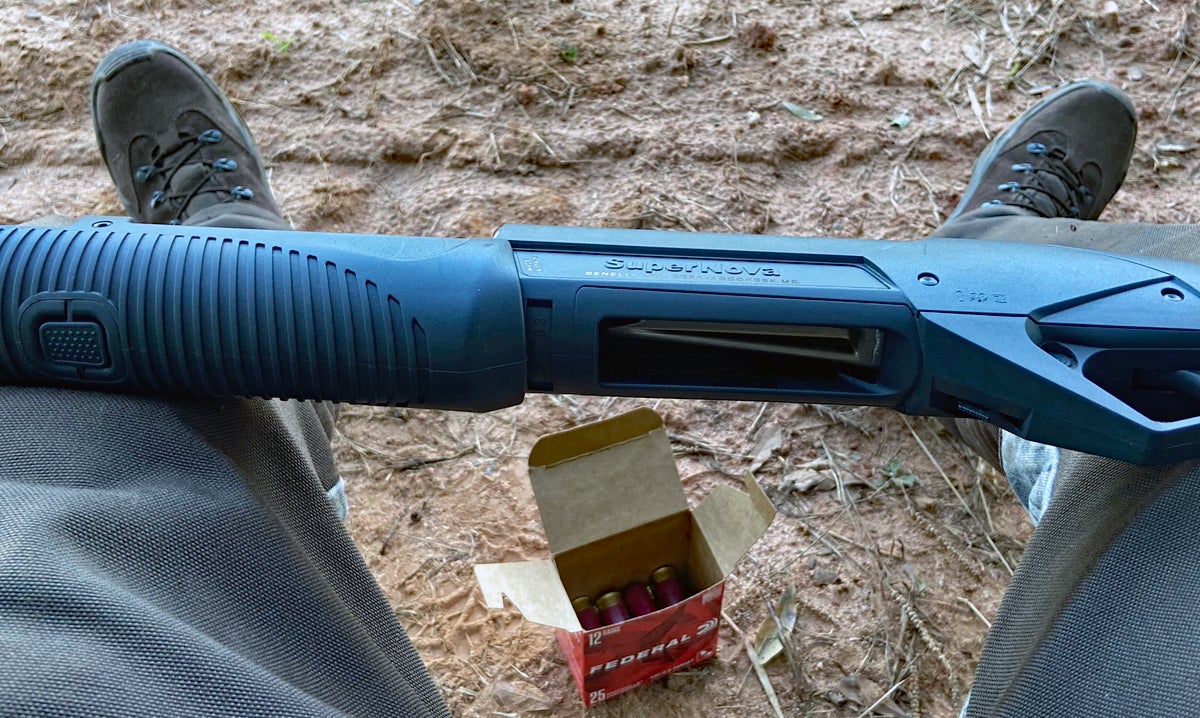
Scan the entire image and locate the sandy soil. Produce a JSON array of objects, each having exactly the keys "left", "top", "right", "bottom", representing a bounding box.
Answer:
[{"left": 3, "top": 0, "right": 1198, "bottom": 715}]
